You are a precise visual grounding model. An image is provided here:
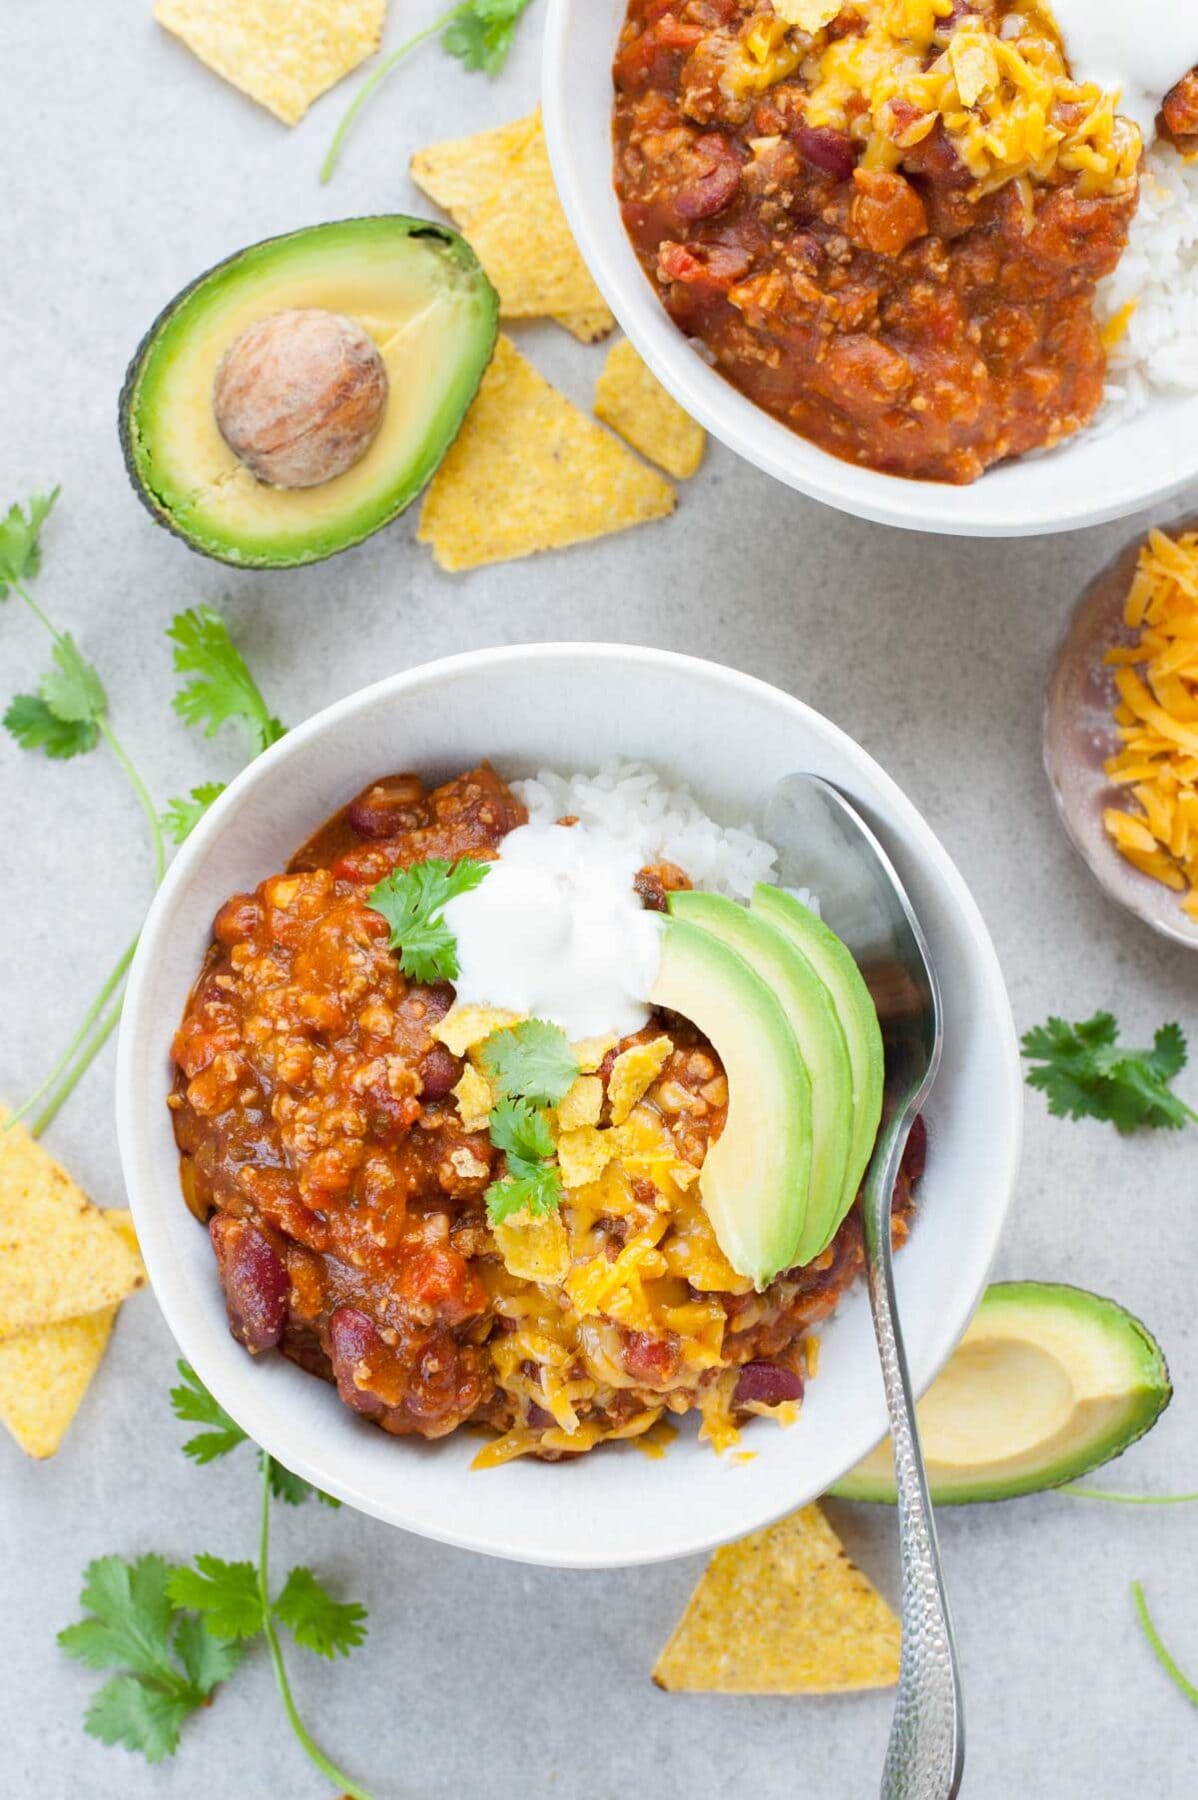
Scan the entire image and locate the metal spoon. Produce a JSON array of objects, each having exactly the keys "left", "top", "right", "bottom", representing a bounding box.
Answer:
[{"left": 765, "top": 774, "right": 962, "bottom": 1800}]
